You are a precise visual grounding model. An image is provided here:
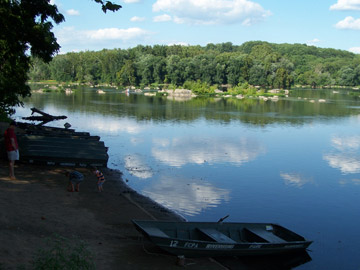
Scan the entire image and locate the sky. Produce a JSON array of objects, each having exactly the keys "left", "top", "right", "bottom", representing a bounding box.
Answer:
[{"left": 50, "top": 0, "right": 360, "bottom": 54}]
